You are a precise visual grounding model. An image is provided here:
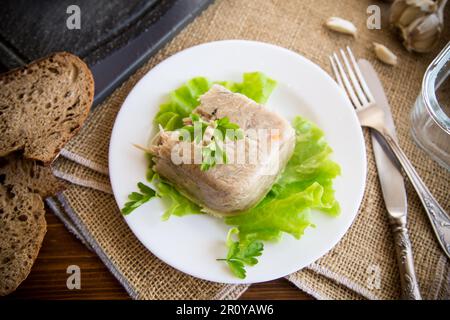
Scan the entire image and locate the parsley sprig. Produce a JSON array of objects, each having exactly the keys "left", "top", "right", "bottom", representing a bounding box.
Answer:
[
  {"left": 215, "top": 117, "right": 244, "bottom": 140},
  {"left": 179, "top": 114, "right": 243, "bottom": 171},
  {"left": 217, "top": 228, "right": 264, "bottom": 279},
  {"left": 179, "top": 114, "right": 208, "bottom": 143},
  {"left": 200, "top": 140, "right": 227, "bottom": 171},
  {"left": 121, "top": 182, "right": 157, "bottom": 215}
]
